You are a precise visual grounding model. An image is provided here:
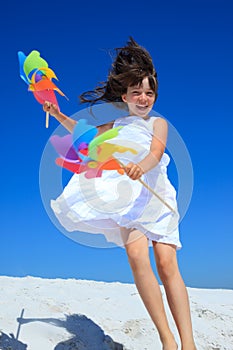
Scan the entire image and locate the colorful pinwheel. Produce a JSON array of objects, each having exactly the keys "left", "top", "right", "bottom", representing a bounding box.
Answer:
[
  {"left": 50, "top": 119, "right": 176, "bottom": 212},
  {"left": 18, "top": 50, "right": 67, "bottom": 128},
  {"left": 50, "top": 119, "right": 137, "bottom": 178}
]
